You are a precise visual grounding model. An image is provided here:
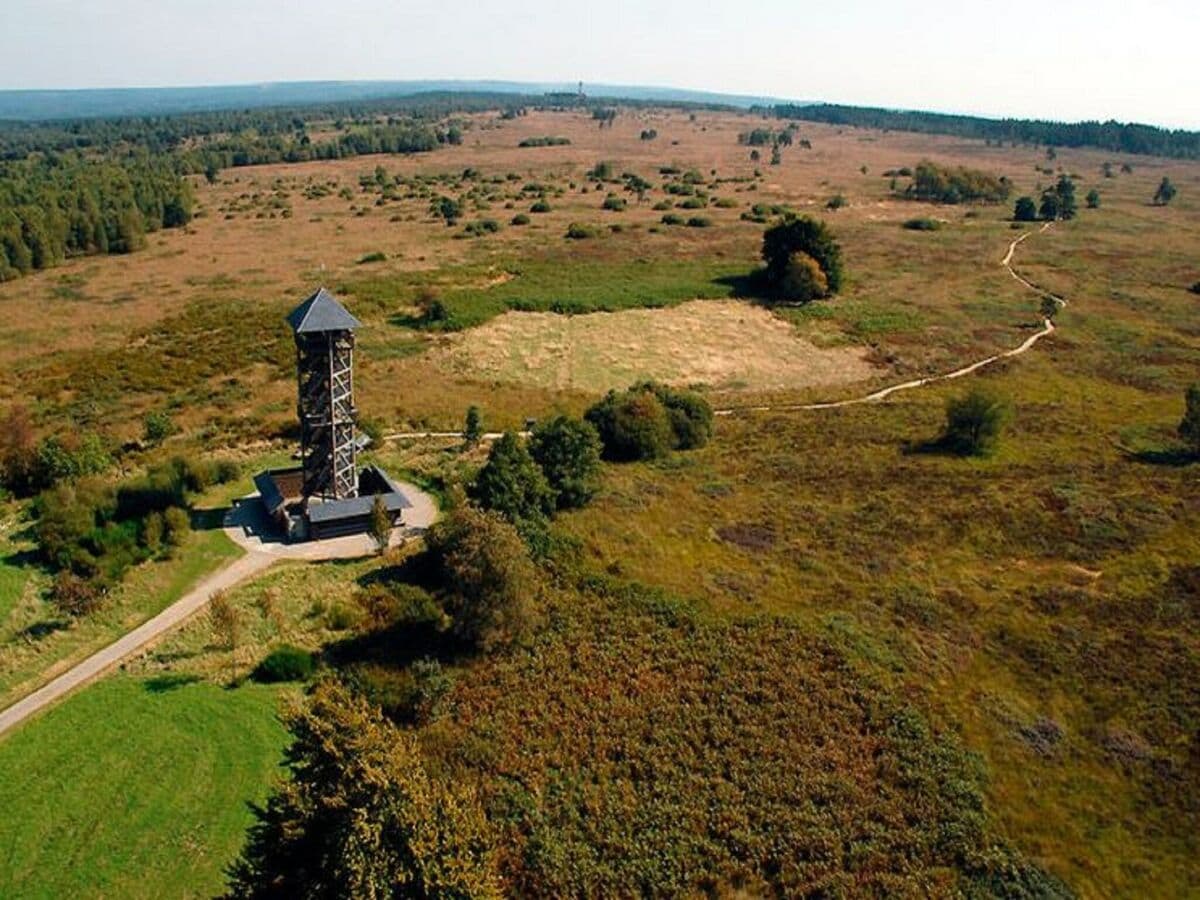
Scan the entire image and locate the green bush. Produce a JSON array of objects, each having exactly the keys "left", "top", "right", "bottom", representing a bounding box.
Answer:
[
  {"left": 510, "top": 213, "right": 531, "bottom": 225},
  {"left": 469, "top": 433, "right": 554, "bottom": 536},
  {"left": 660, "top": 213, "right": 684, "bottom": 226},
  {"left": 601, "top": 195, "right": 626, "bottom": 211},
  {"left": 685, "top": 216, "right": 712, "bottom": 228},
  {"left": 356, "top": 251, "right": 387, "bottom": 264},
  {"left": 585, "top": 382, "right": 713, "bottom": 461},
  {"left": 530, "top": 199, "right": 552, "bottom": 213},
  {"left": 529, "top": 415, "right": 603, "bottom": 509},
  {"left": 903, "top": 217, "right": 941, "bottom": 231},
  {"left": 252, "top": 645, "right": 316, "bottom": 683},
  {"left": 565, "top": 223, "right": 597, "bottom": 240},
  {"left": 942, "top": 388, "right": 1009, "bottom": 456}
]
